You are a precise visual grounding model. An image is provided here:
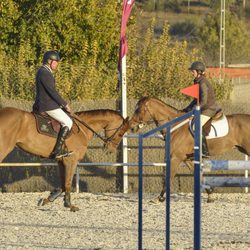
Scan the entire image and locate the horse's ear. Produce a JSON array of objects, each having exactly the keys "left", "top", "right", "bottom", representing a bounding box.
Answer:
[{"left": 124, "top": 116, "right": 130, "bottom": 123}]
